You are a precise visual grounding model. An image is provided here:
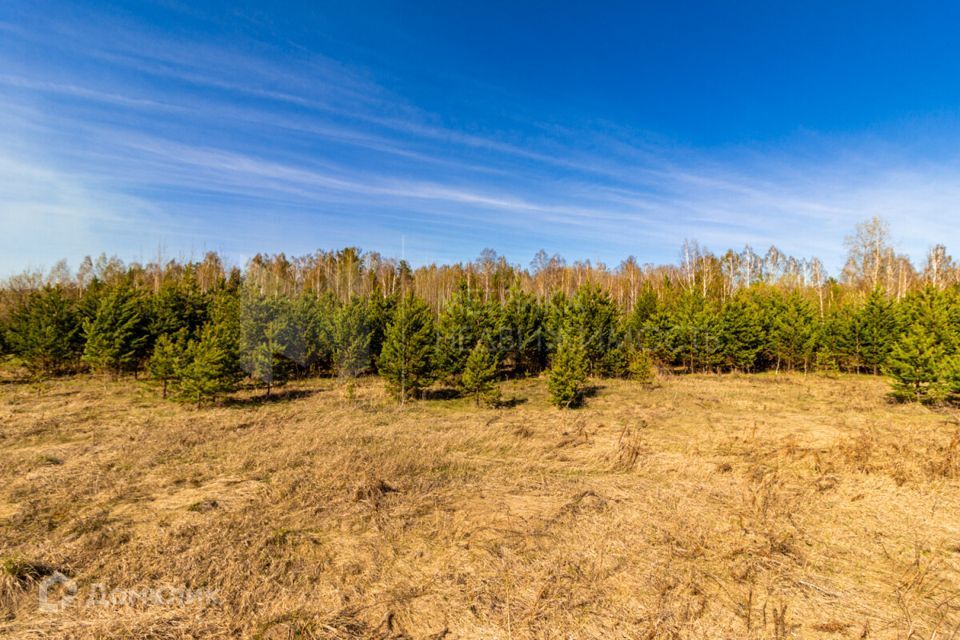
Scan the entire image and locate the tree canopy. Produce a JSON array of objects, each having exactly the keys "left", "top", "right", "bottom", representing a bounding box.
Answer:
[{"left": 3, "top": 218, "right": 960, "bottom": 406}]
